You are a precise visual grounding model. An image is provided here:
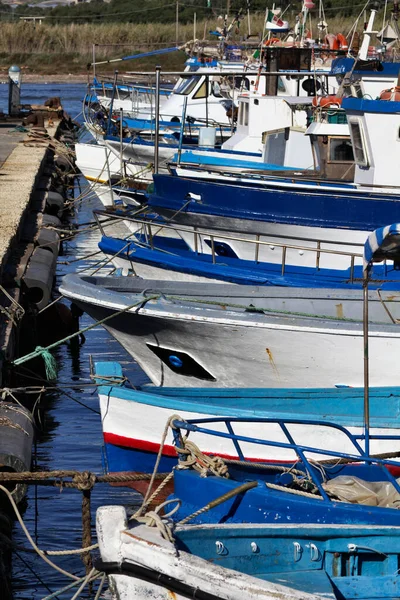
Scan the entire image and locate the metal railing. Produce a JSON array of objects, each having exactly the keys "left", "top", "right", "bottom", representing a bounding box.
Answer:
[
  {"left": 171, "top": 415, "right": 400, "bottom": 502},
  {"left": 94, "top": 209, "right": 366, "bottom": 281}
]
